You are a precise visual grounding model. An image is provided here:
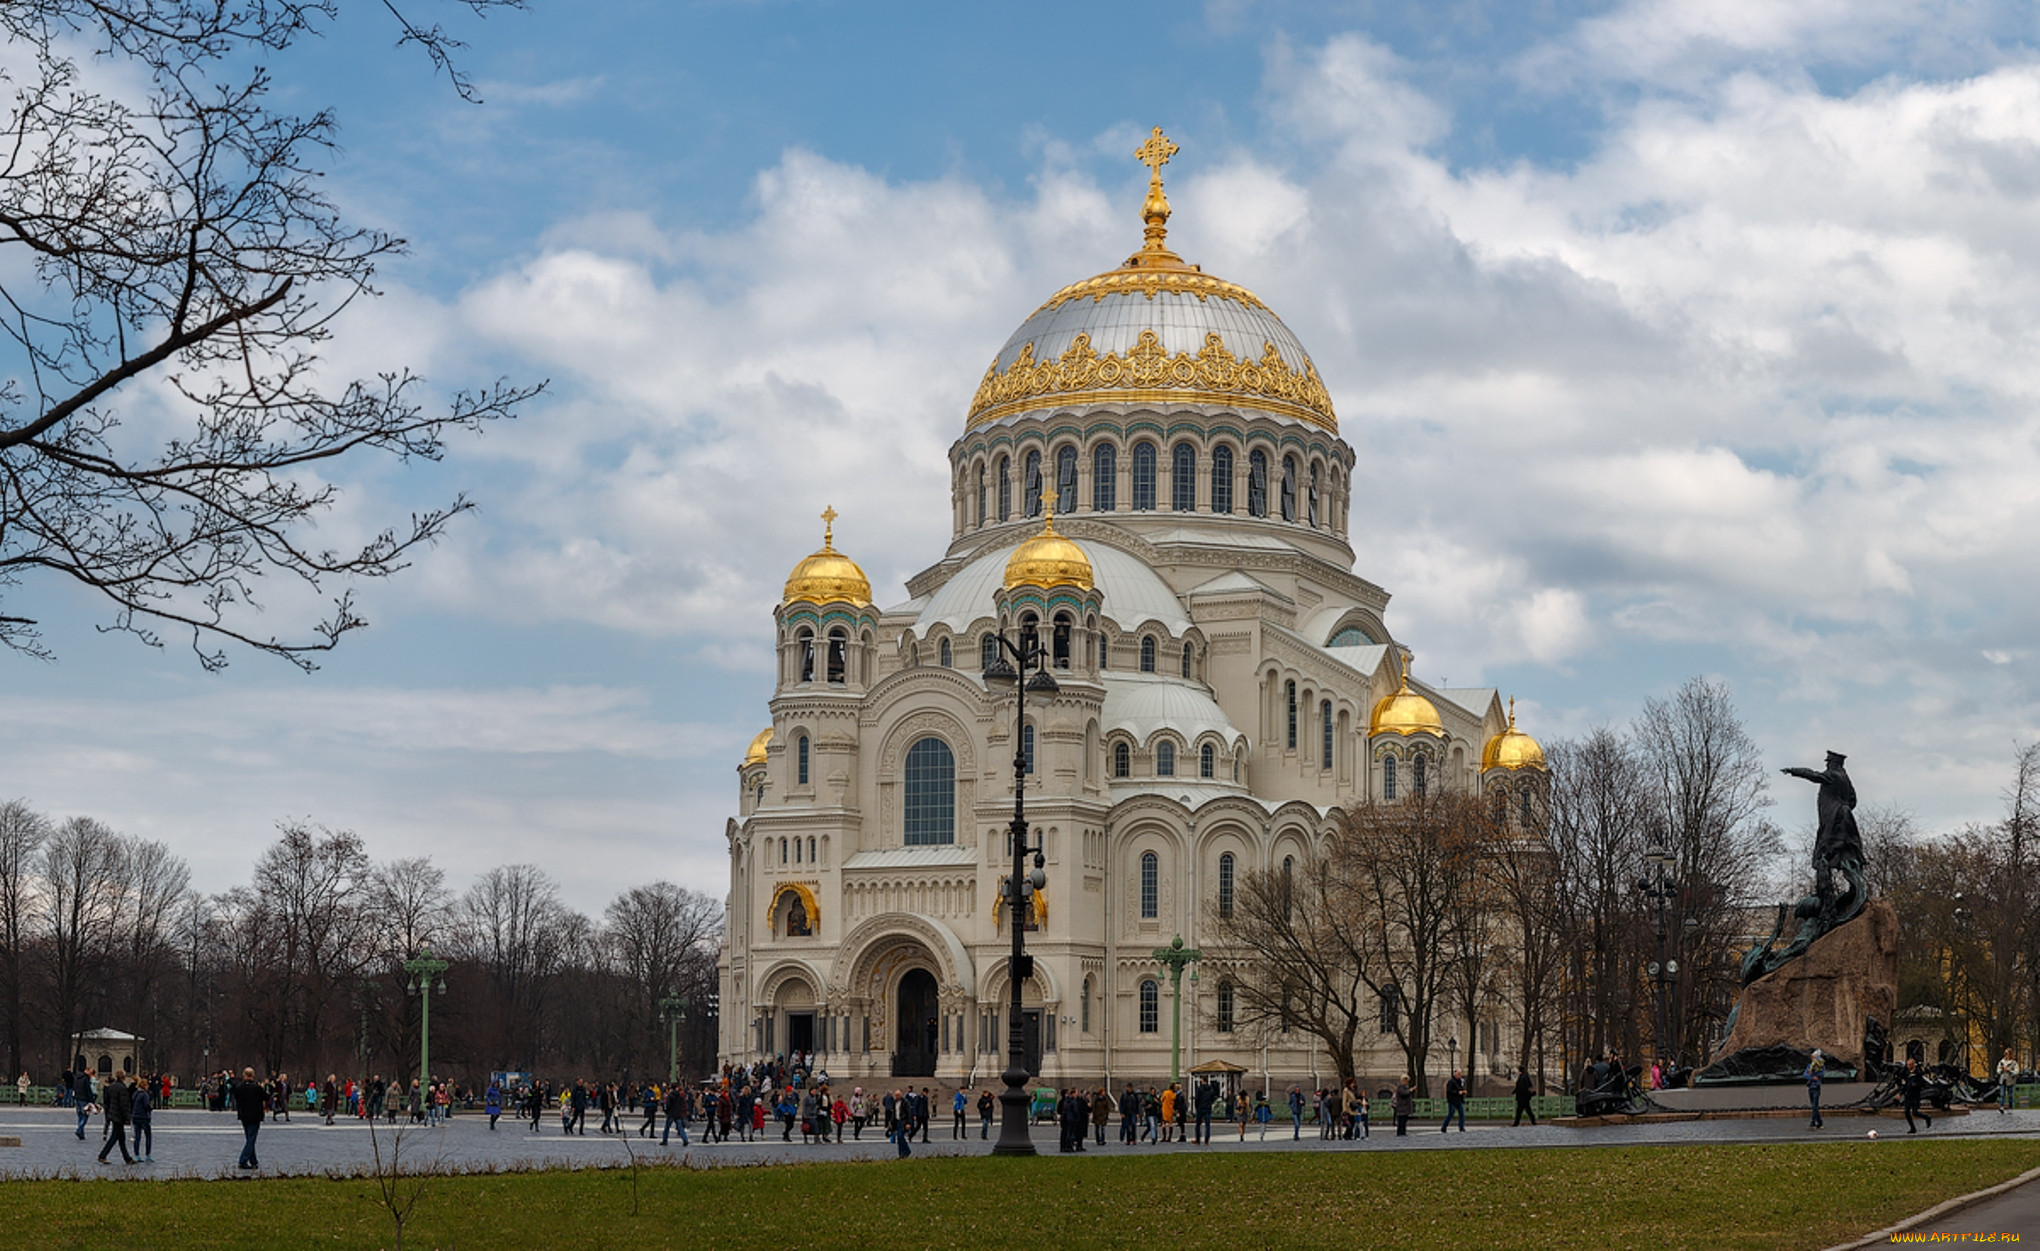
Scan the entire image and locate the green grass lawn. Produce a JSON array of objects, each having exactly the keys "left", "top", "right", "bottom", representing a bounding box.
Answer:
[{"left": 3, "top": 1139, "right": 2036, "bottom": 1250}]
